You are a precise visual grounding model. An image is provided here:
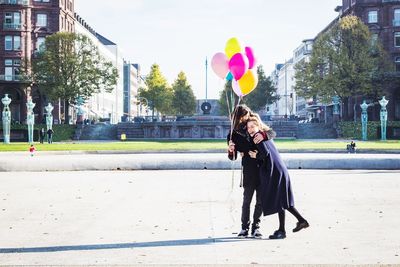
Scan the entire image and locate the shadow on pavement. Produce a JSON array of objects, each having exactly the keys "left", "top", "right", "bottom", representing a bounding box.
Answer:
[{"left": 0, "top": 237, "right": 265, "bottom": 253}]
